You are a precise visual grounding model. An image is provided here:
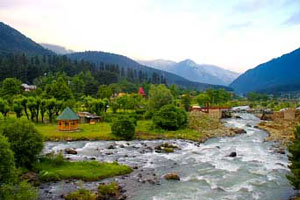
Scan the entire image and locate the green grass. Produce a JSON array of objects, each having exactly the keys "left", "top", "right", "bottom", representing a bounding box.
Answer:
[
  {"left": 36, "top": 120, "right": 203, "bottom": 142},
  {"left": 36, "top": 122, "right": 119, "bottom": 141},
  {"left": 35, "top": 159, "right": 132, "bottom": 181}
]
